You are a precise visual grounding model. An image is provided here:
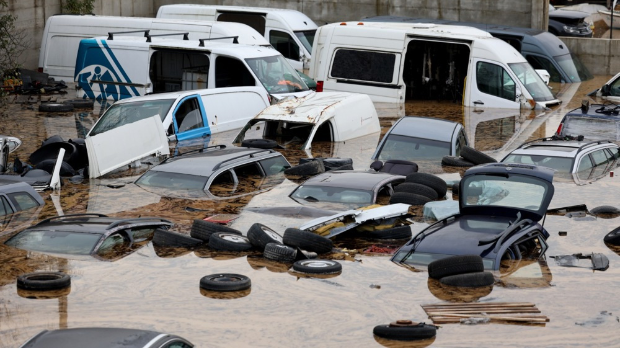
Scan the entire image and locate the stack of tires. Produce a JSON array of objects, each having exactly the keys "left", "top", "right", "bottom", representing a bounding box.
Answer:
[
  {"left": 427, "top": 255, "right": 494, "bottom": 288},
  {"left": 441, "top": 146, "right": 497, "bottom": 168},
  {"left": 389, "top": 172, "right": 447, "bottom": 205},
  {"left": 27, "top": 136, "right": 89, "bottom": 177}
]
